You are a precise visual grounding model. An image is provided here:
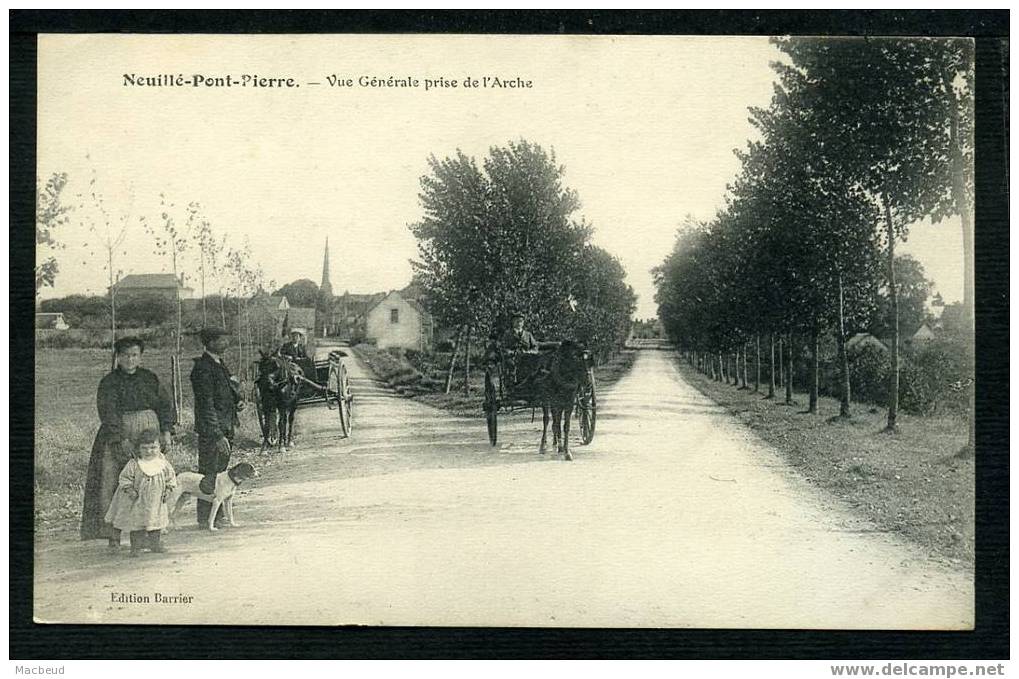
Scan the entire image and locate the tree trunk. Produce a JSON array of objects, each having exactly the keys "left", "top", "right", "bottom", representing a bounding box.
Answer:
[
  {"left": 740, "top": 343, "right": 748, "bottom": 389},
  {"left": 883, "top": 196, "right": 900, "bottom": 432},
  {"left": 943, "top": 67, "right": 975, "bottom": 453},
  {"left": 767, "top": 334, "right": 776, "bottom": 398},
  {"left": 444, "top": 326, "right": 464, "bottom": 394},
  {"left": 785, "top": 333, "right": 794, "bottom": 405},
  {"left": 219, "top": 292, "right": 227, "bottom": 329},
  {"left": 200, "top": 251, "right": 207, "bottom": 326},
  {"left": 754, "top": 335, "right": 761, "bottom": 392},
  {"left": 718, "top": 352, "right": 725, "bottom": 382},
  {"left": 108, "top": 257, "right": 117, "bottom": 371},
  {"left": 236, "top": 299, "right": 243, "bottom": 368},
  {"left": 777, "top": 337, "right": 784, "bottom": 388},
  {"left": 837, "top": 272, "right": 852, "bottom": 418},
  {"left": 463, "top": 326, "right": 472, "bottom": 396},
  {"left": 809, "top": 326, "right": 819, "bottom": 414}
]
